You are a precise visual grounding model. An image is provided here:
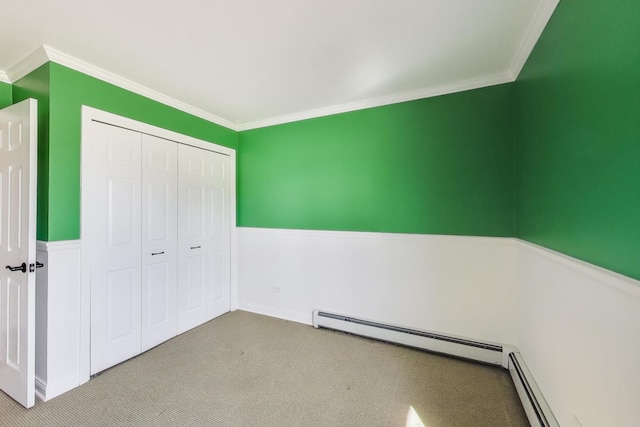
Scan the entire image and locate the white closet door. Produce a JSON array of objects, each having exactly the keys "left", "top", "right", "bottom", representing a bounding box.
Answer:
[
  {"left": 89, "top": 123, "right": 142, "bottom": 375},
  {"left": 177, "top": 144, "right": 230, "bottom": 333},
  {"left": 206, "top": 151, "right": 231, "bottom": 319},
  {"left": 141, "top": 134, "right": 178, "bottom": 351}
]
